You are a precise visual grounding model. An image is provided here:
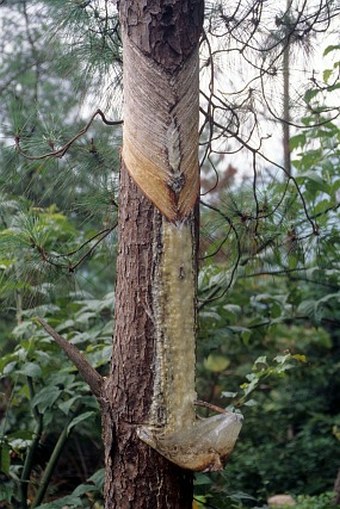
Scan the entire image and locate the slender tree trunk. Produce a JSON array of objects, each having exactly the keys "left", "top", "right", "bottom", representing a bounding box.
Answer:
[
  {"left": 283, "top": 44, "right": 291, "bottom": 176},
  {"left": 333, "top": 468, "right": 340, "bottom": 505},
  {"left": 283, "top": 0, "right": 291, "bottom": 176},
  {"left": 102, "top": 1, "right": 204, "bottom": 507}
]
